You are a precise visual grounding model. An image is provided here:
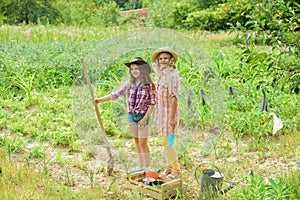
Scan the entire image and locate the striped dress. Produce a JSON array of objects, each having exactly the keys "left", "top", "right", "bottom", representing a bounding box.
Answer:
[{"left": 154, "top": 67, "right": 180, "bottom": 136}]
